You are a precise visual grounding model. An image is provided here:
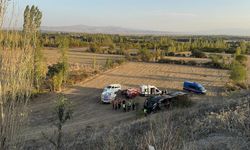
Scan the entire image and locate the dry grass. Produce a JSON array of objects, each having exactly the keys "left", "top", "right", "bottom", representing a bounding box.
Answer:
[{"left": 43, "top": 48, "right": 125, "bottom": 68}]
